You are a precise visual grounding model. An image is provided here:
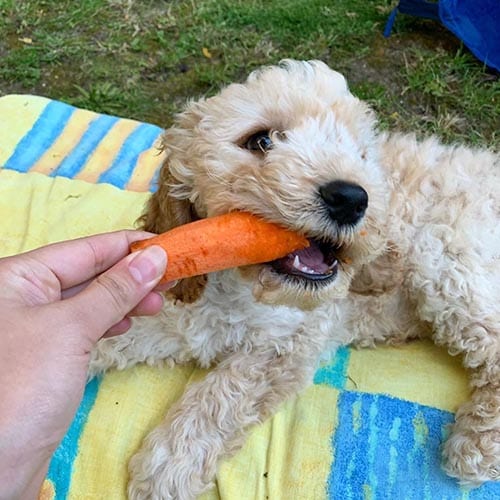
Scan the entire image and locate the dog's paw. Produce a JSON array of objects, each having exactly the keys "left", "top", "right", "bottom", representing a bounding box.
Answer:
[
  {"left": 128, "top": 427, "right": 215, "bottom": 500},
  {"left": 443, "top": 422, "right": 500, "bottom": 484}
]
